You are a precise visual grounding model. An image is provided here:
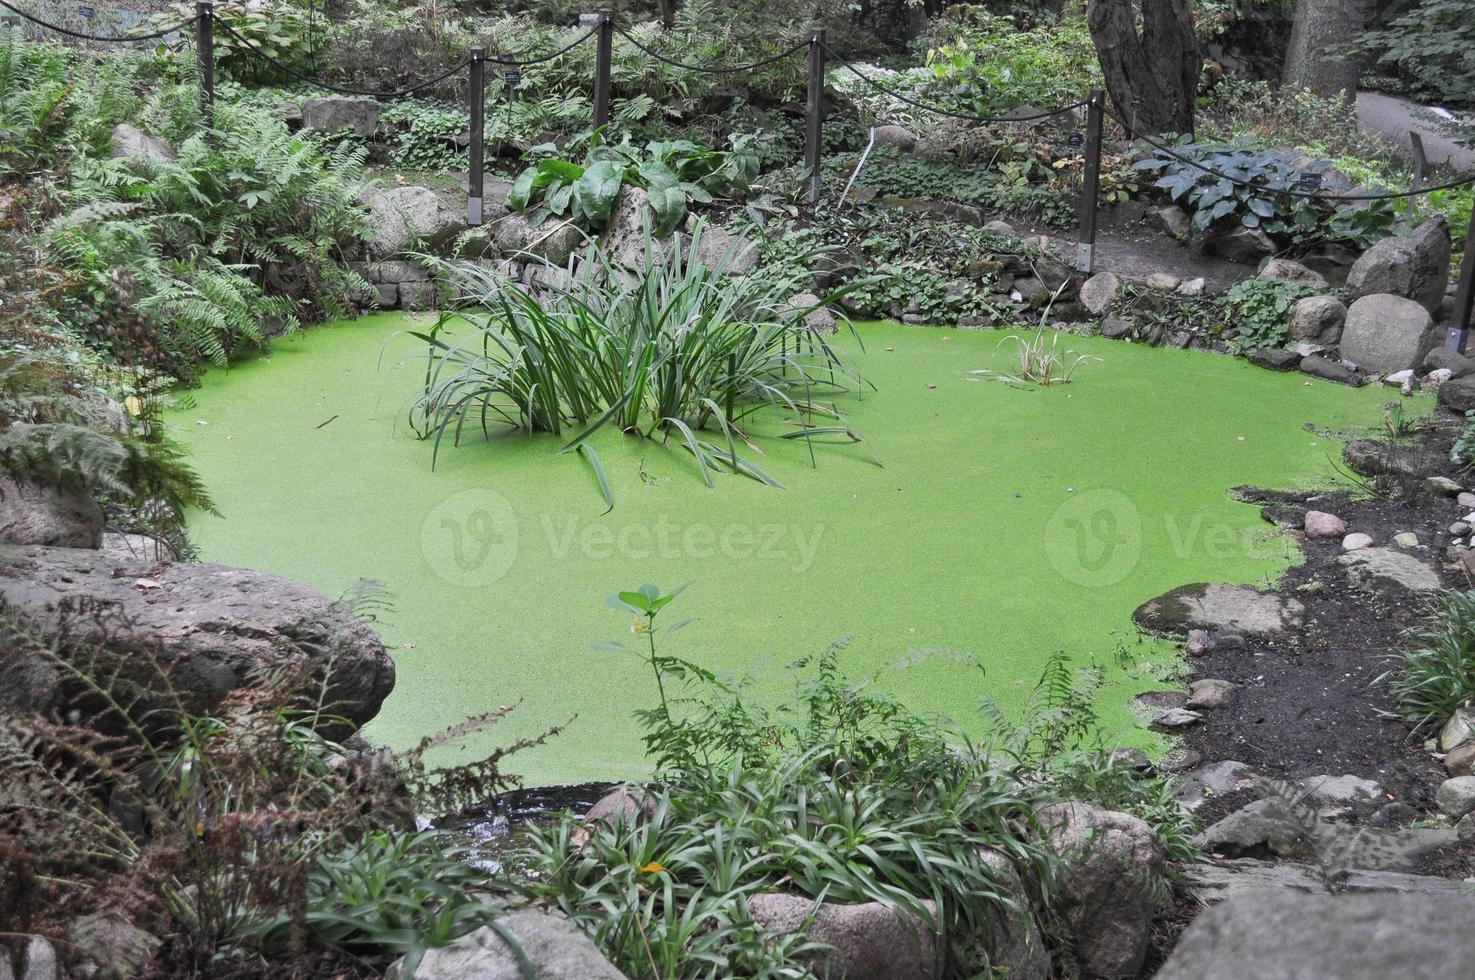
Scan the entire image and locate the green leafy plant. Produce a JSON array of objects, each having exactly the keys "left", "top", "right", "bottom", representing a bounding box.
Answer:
[
  {"left": 1218, "top": 276, "right": 1321, "bottom": 354},
  {"left": 409, "top": 223, "right": 873, "bottom": 503},
  {"left": 1384, "top": 590, "right": 1475, "bottom": 732},
  {"left": 154, "top": 1, "right": 318, "bottom": 82},
  {"left": 511, "top": 131, "right": 759, "bottom": 235},
  {"left": 1357, "top": 0, "right": 1475, "bottom": 110},
  {"left": 968, "top": 323, "right": 1101, "bottom": 386}
]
